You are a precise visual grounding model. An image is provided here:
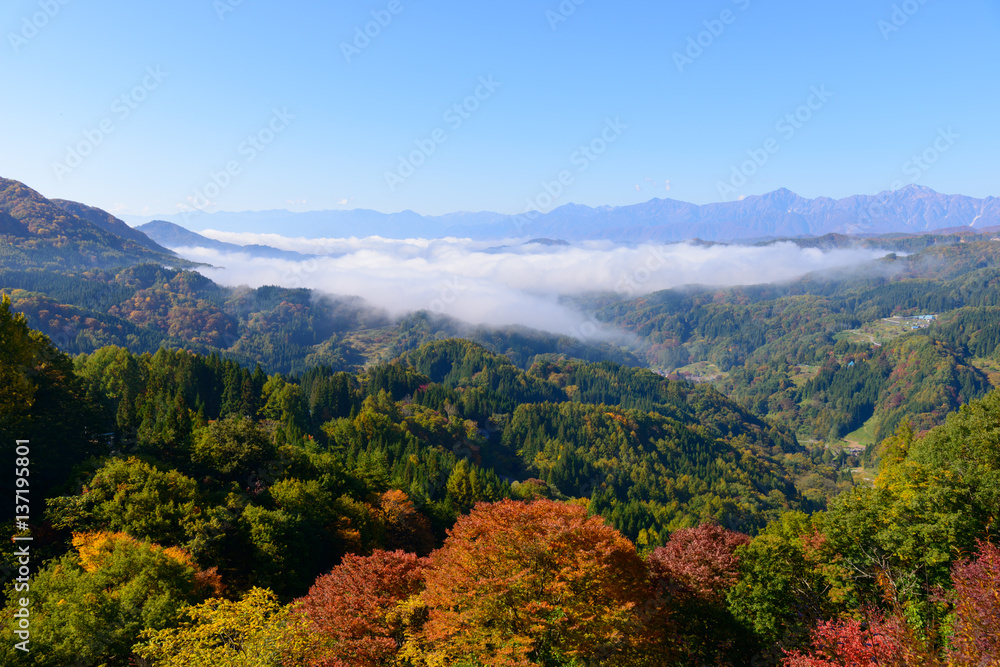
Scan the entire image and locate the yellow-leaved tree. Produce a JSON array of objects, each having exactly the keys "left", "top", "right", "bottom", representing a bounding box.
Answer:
[{"left": 136, "top": 587, "right": 311, "bottom": 667}]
